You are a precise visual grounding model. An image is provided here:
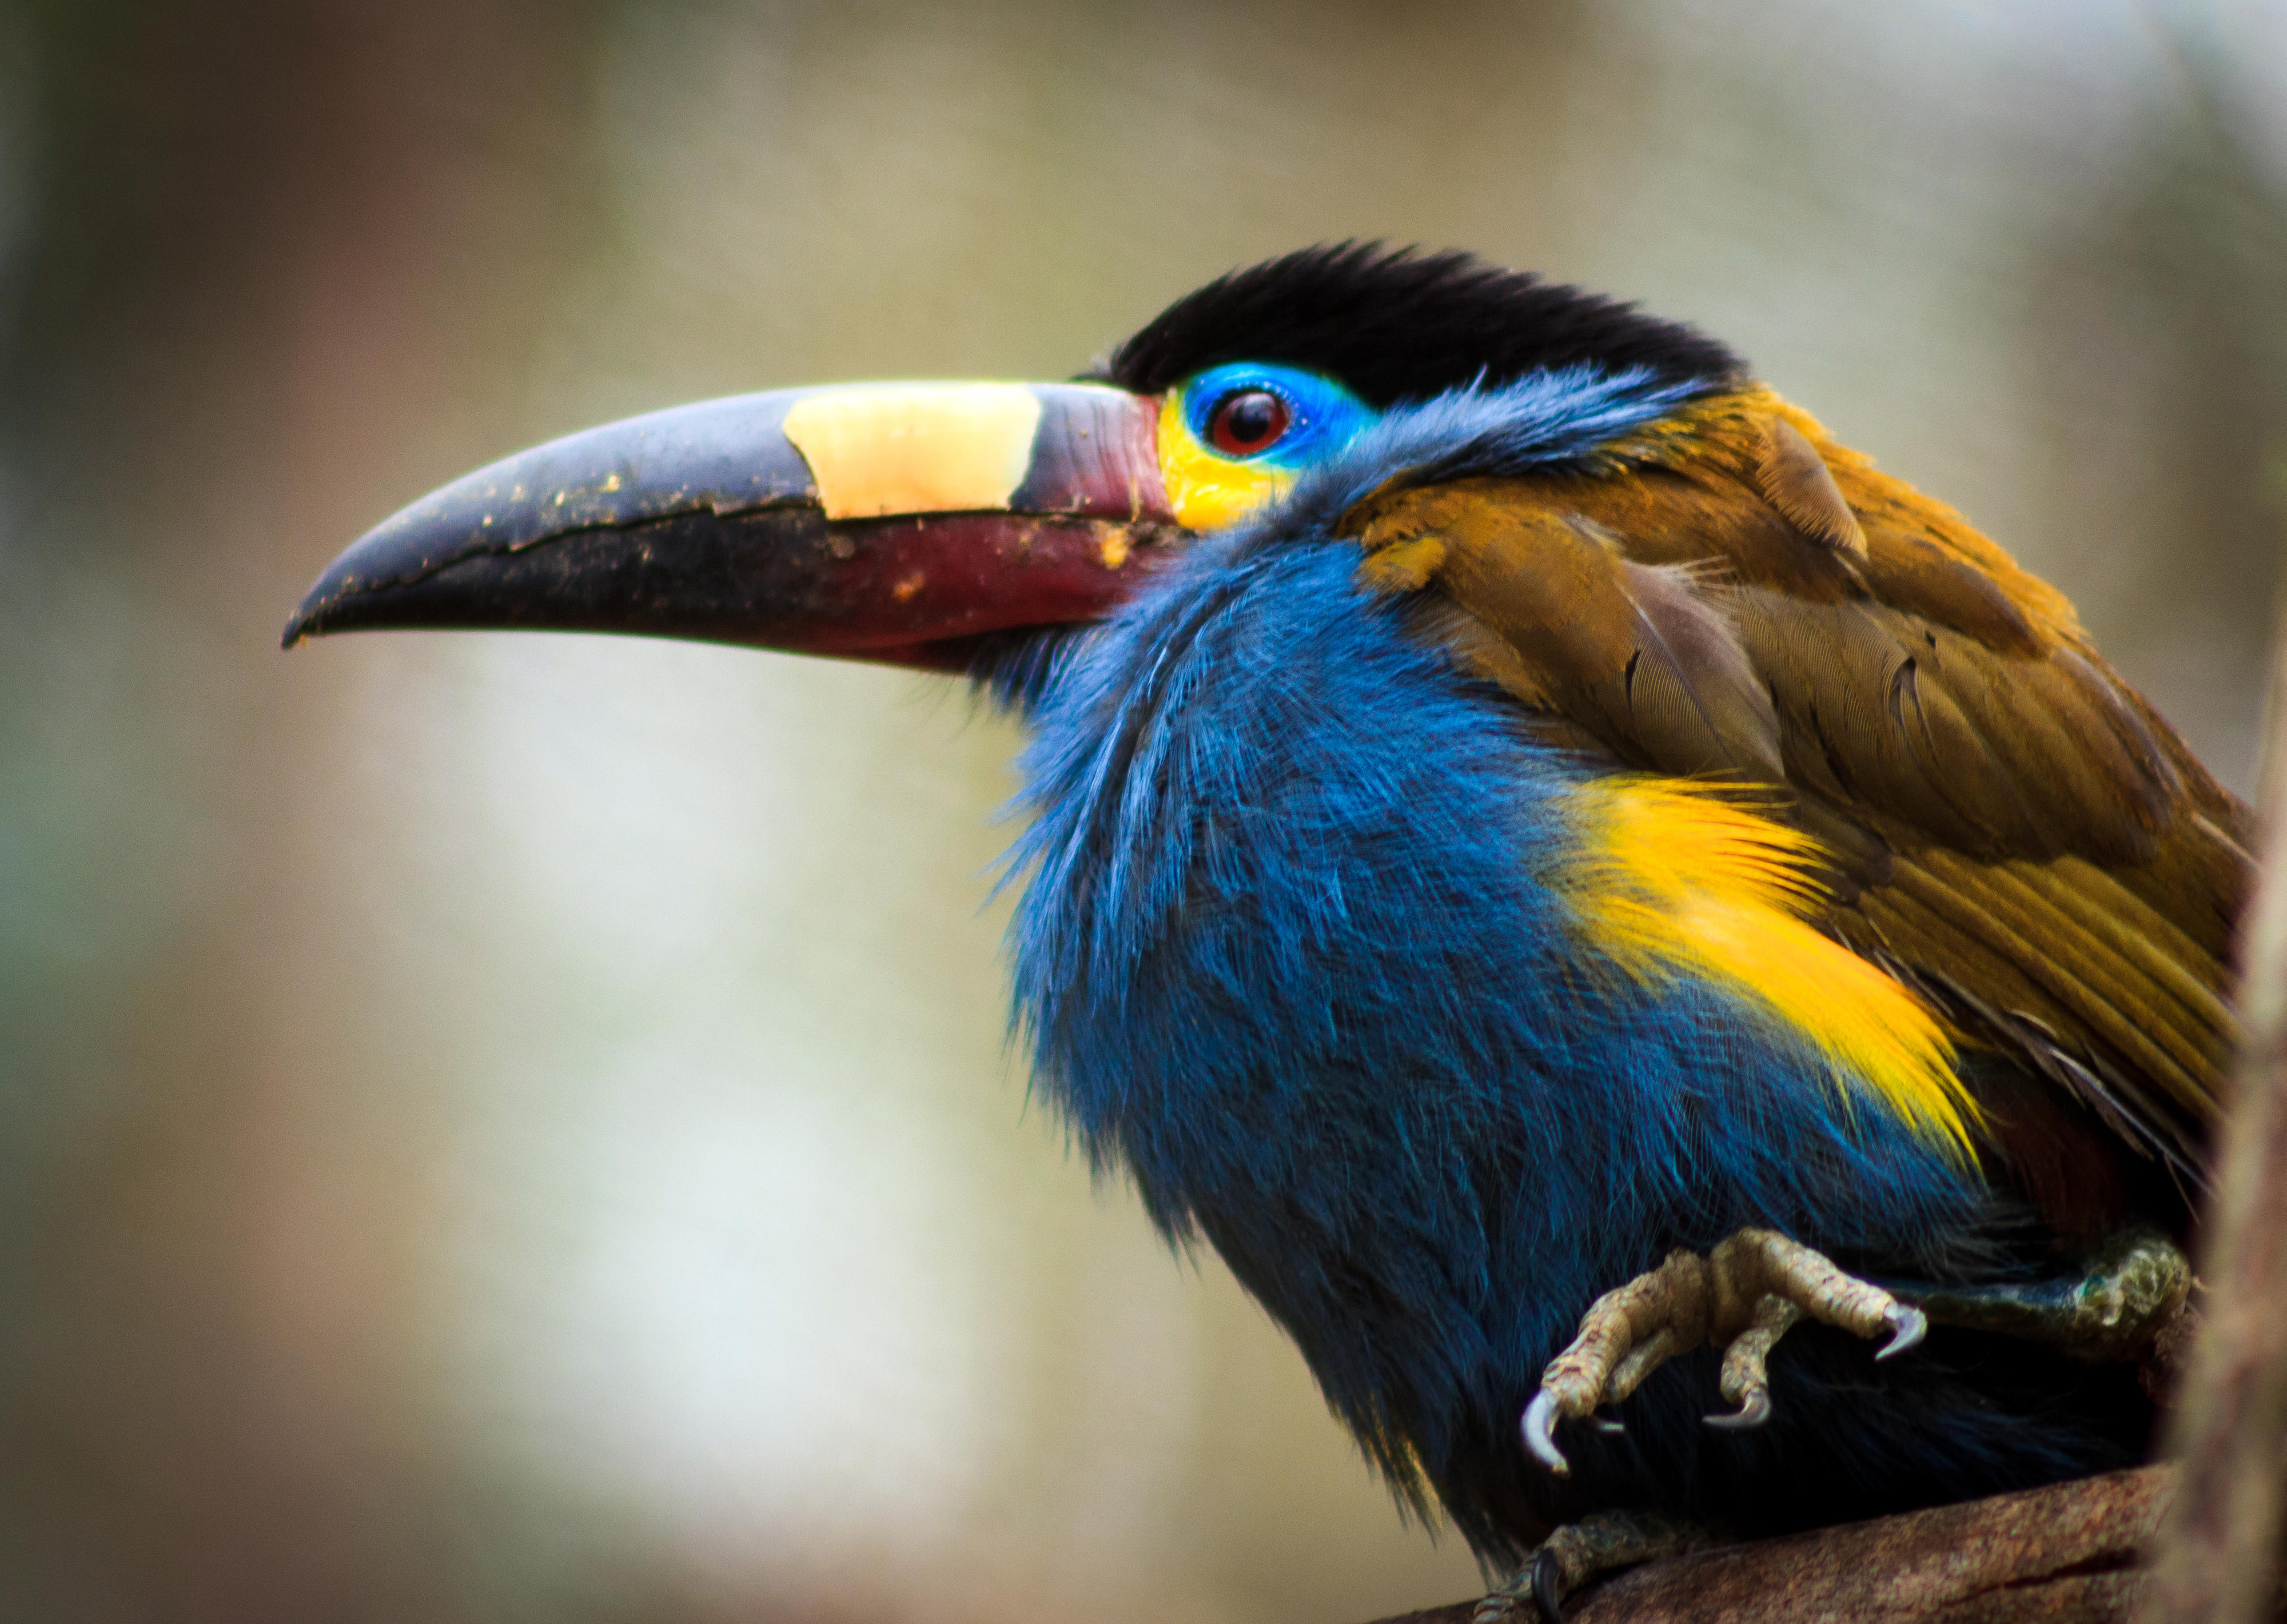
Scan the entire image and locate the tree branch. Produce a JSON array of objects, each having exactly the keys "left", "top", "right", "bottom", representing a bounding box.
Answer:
[
  {"left": 2142, "top": 624, "right": 2287, "bottom": 1623},
  {"left": 1371, "top": 1465, "right": 2172, "bottom": 1623}
]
